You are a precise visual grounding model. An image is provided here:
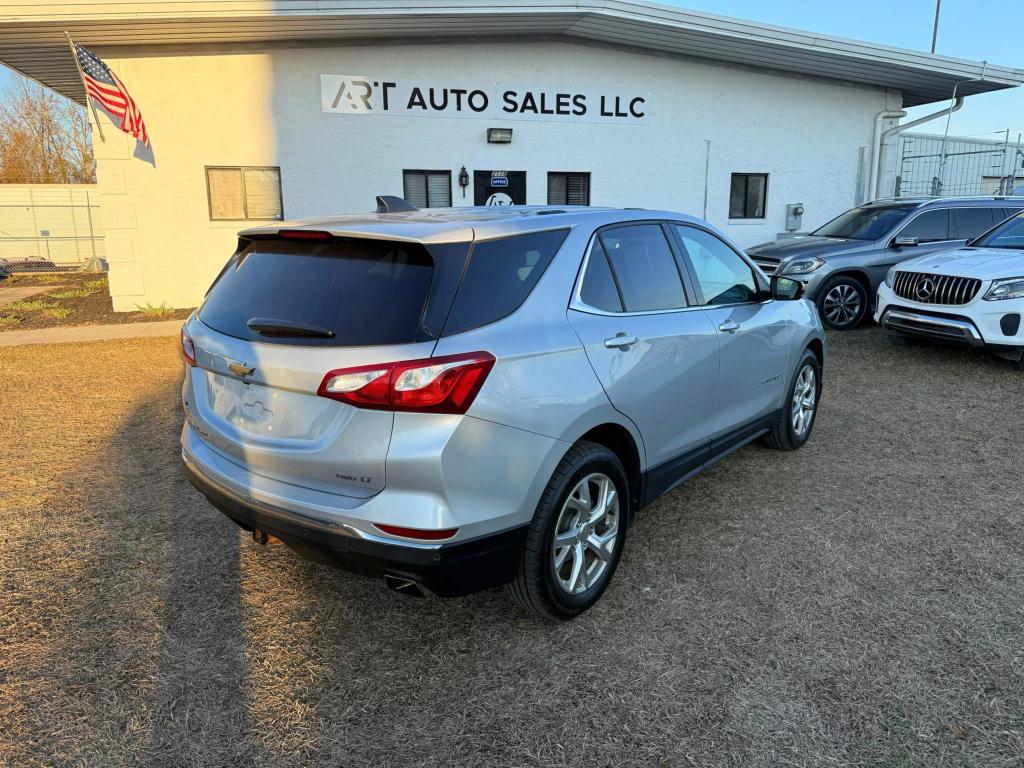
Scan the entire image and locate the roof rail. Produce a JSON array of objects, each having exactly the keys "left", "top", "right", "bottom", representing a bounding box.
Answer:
[
  {"left": 375, "top": 195, "right": 418, "bottom": 214},
  {"left": 867, "top": 194, "right": 1024, "bottom": 205}
]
